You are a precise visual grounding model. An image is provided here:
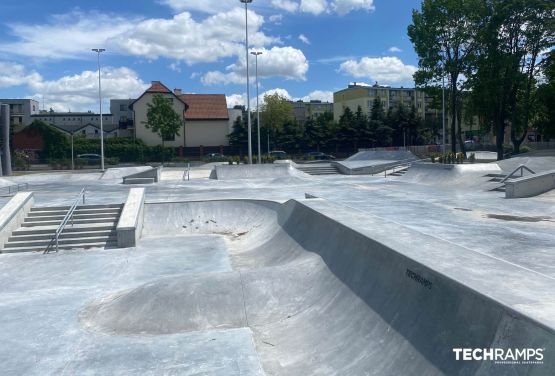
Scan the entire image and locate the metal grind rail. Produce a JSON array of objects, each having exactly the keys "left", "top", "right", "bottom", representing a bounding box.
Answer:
[
  {"left": 44, "top": 188, "right": 86, "bottom": 254},
  {"left": 500, "top": 165, "right": 535, "bottom": 184}
]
